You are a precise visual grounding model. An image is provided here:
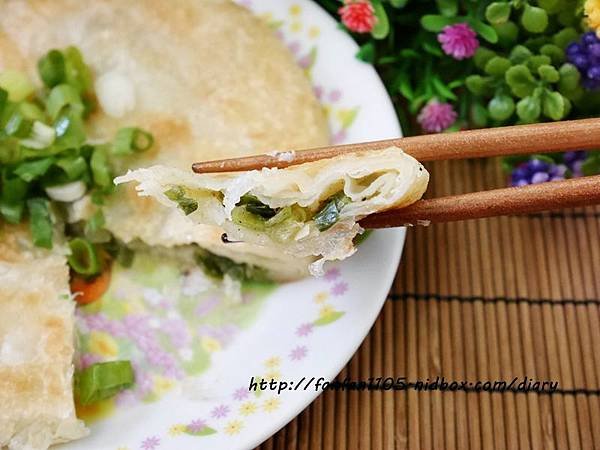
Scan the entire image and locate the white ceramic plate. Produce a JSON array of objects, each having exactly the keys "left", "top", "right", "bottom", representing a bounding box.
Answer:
[{"left": 65, "top": 1, "right": 403, "bottom": 449}]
